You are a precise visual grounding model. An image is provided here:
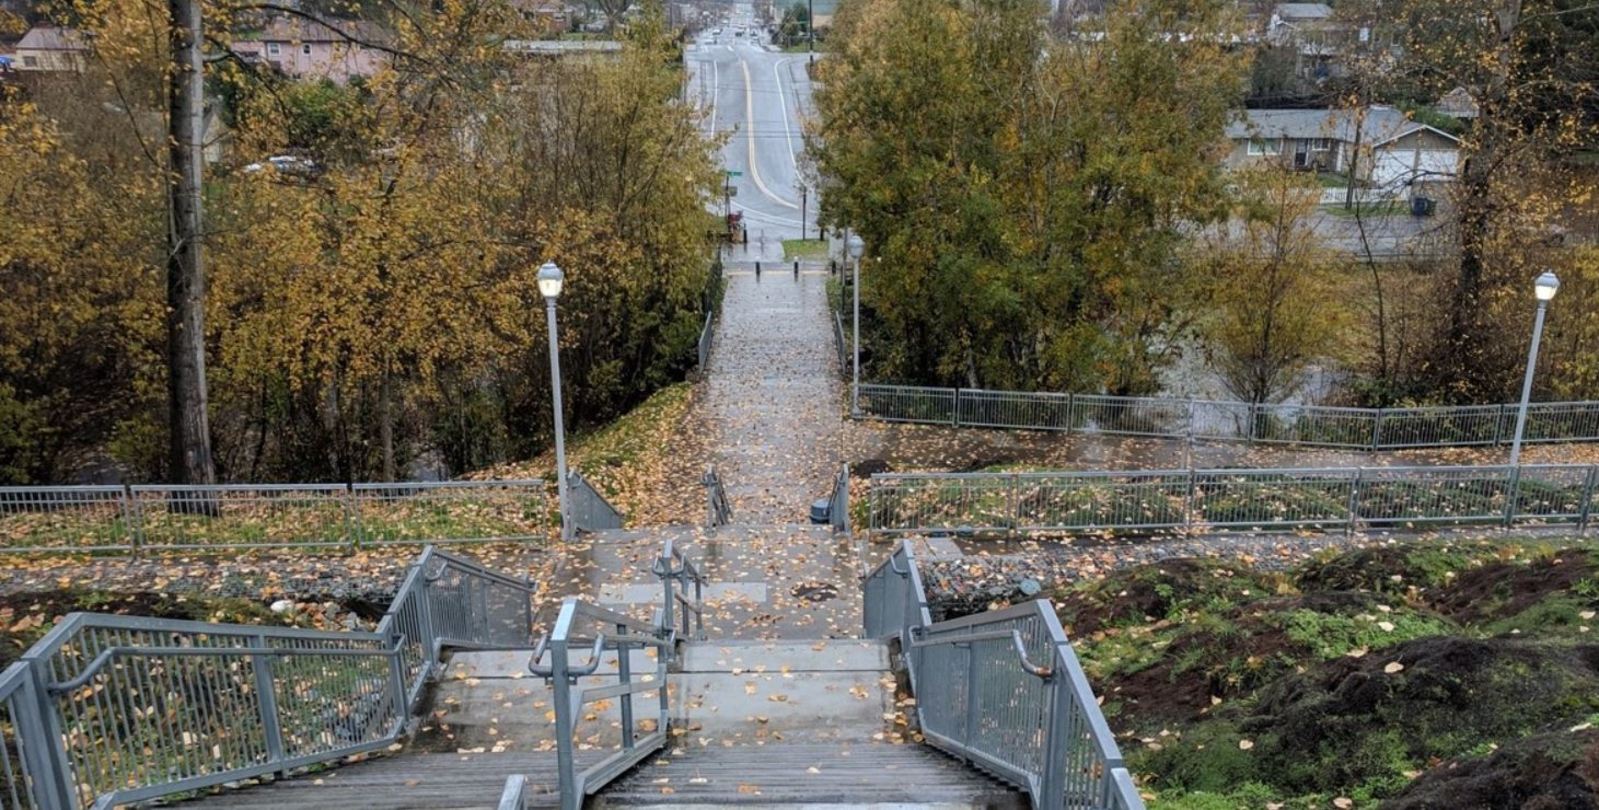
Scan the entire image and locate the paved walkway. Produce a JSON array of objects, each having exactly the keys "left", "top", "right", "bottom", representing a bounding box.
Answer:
[{"left": 703, "top": 261, "right": 844, "bottom": 523}]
